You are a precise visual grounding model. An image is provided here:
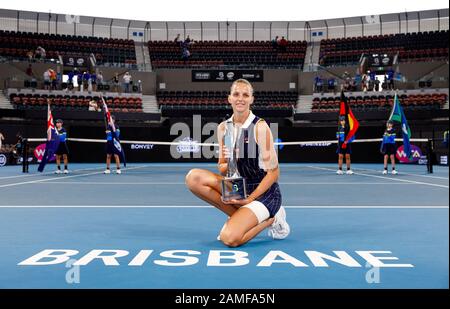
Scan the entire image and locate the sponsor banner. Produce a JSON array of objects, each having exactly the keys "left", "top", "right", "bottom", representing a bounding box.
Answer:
[
  {"left": 192, "top": 70, "right": 263, "bottom": 82},
  {"left": 396, "top": 144, "right": 423, "bottom": 163},
  {"left": 130, "top": 144, "right": 155, "bottom": 150},
  {"left": 0, "top": 154, "right": 6, "bottom": 167},
  {"left": 300, "top": 142, "right": 333, "bottom": 147},
  {"left": 34, "top": 143, "right": 56, "bottom": 163},
  {"left": 63, "top": 56, "right": 88, "bottom": 67},
  {"left": 440, "top": 155, "right": 448, "bottom": 165},
  {"left": 418, "top": 155, "right": 428, "bottom": 165},
  {"left": 176, "top": 137, "right": 200, "bottom": 154},
  {"left": 368, "top": 53, "right": 394, "bottom": 67}
]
